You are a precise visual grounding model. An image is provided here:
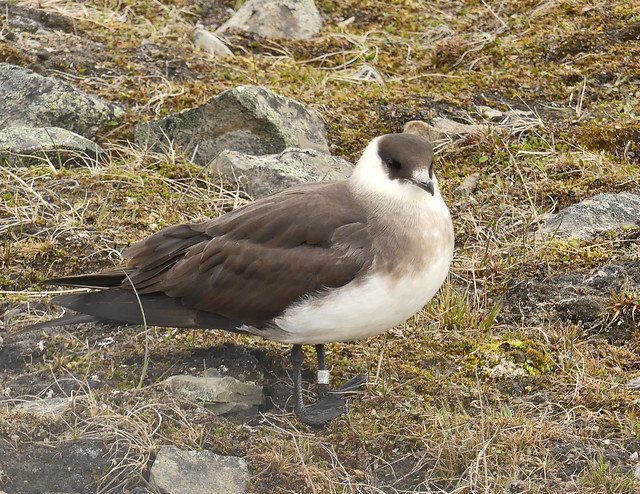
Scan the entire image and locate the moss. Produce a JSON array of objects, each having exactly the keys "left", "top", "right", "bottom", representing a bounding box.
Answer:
[{"left": 579, "top": 120, "right": 640, "bottom": 154}]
